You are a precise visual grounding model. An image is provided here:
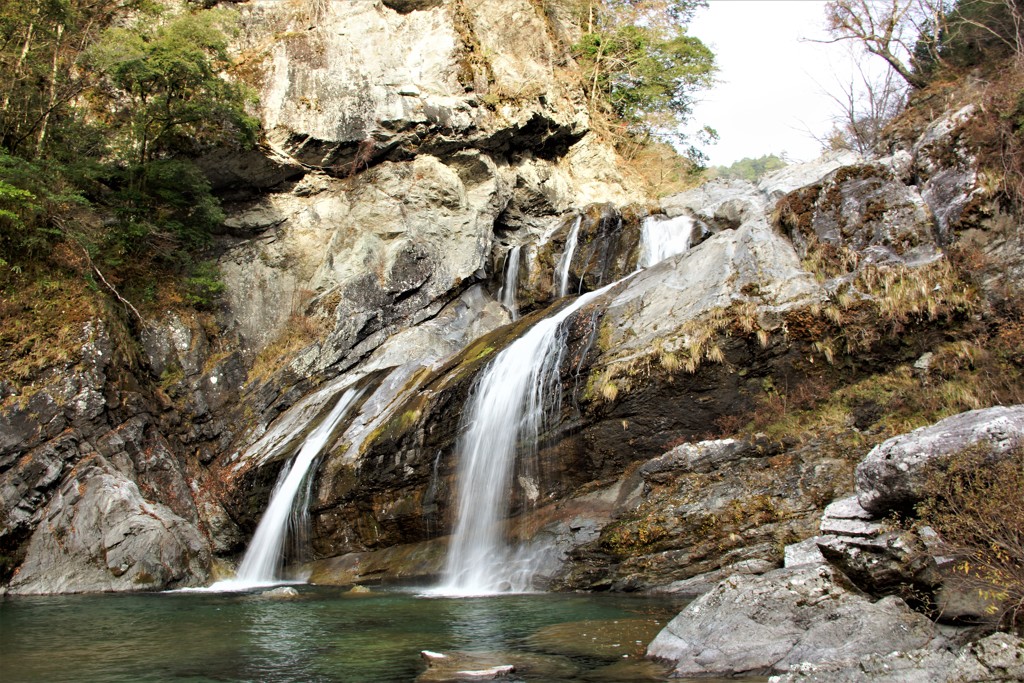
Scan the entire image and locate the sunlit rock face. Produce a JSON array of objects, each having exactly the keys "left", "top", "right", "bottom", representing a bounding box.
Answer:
[
  {"left": 216, "top": 0, "right": 645, "bottom": 371},
  {"left": 236, "top": 0, "right": 587, "bottom": 168},
  {"left": 8, "top": 462, "right": 210, "bottom": 595}
]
